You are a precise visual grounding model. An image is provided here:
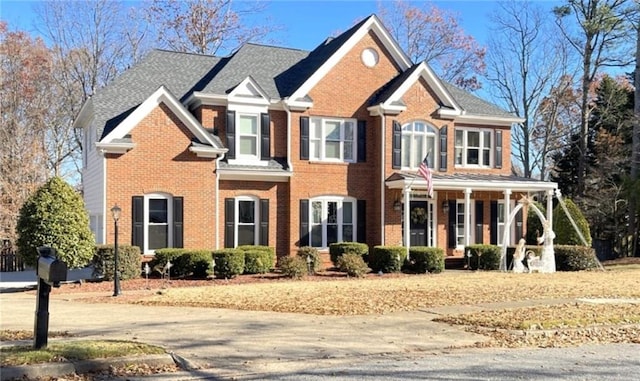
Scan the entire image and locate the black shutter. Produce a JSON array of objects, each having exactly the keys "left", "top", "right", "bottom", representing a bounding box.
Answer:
[
  {"left": 490, "top": 201, "right": 498, "bottom": 245},
  {"left": 357, "top": 200, "right": 366, "bottom": 243},
  {"left": 261, "top": 113, "right": 270, "bottom": 160},
  {"left": 495, "top": 130, "right": 503, "bottom": 169},
  {"left": 132, "top": 196, "right": 144, "bottom": 251},
  {"left": 392, "top": 121, "right": 401, "bottom": 169},
  {"left": 300, "top": 117, "right": 309, "bottom": 160},
  {"left": 173, "top": 197, "right": 183, "bottom": 248},
  {"left": 439, "top": 125, "right": 448, "bottom": 171},
  {"left": 448, "top": 200, "right": 456, "bottom": 248},
  {"left": 226, "top": 110, "right": 236, "bottom": 160},
  {"left": 475, "top": 200, "right": 483, "bottom": 244},
  {"left": 357, "top": 120, "right": 366, "bottom": 162},
  {"left": 299, "top": 199, "right": 309, "bottom": 246},
  {"left": 259, "top": 199, "right": 269, "bottom": 246},
  {"left": 515, "top": 207, "right": 524, "bottom": 242},
  {"left": 224, "top": 198, "right": 235, "bottom": 248}
]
